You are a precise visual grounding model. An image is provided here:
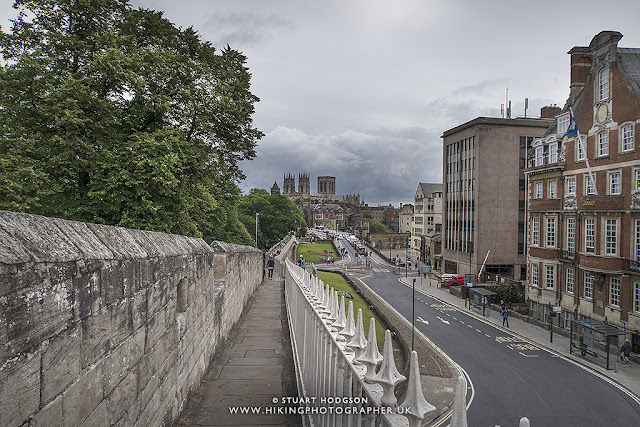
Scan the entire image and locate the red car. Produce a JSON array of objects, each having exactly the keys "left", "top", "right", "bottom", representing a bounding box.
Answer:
[{"left": 443, "top": 274, "right": 465, "bottom": 286}]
